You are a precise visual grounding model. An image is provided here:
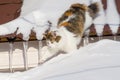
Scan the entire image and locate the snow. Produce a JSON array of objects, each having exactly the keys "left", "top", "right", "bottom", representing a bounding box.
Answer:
[
  {"left": 92, "top": 0, "right": 106, "bottom": 36},
  {"left": 0, "top": 39, "right": 120, "bottom": 80},
  {"left": 106, "top": 0, "right": 120, "bottom": 34},
  {"left": 21, "top": 0, "right": 91, "bottom": 17},
  {"left": 0, "top": 0, "right": 92, "bottom": 40},
  {"left": 33, "top": 0, "right": 91, "bottom": 26},
  {"left": 0, "top": 10, "right": 49, "bottom": 41},
  {"left": 0, "top": 0, "right": 120, "bottom": 79},
  {"left": 109, "top": 24, "right": 119, "bottom": 34},
  {"left": 92, "top": 0, "right": 120, "bottom": 36},
  {"left": 106, "top": 0, "right": 119, "bottom": 24},
  {"left": 0, "top": 18, "right": 34, "bottom": 40},
  {"left": 34, "top": 0, "right": 120, "bottom": 36},
  {"left": 0, "top": 25, "right": 10, "bottom": 35},
  {"left": 0, "top": 0, "right": 119, "bottom": 40},
  {"left": 23, "top": 10, "right": 50, "bottom": 40},
  {"left": 21, "top": 0, "right": 44, "bottom": 16}
]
